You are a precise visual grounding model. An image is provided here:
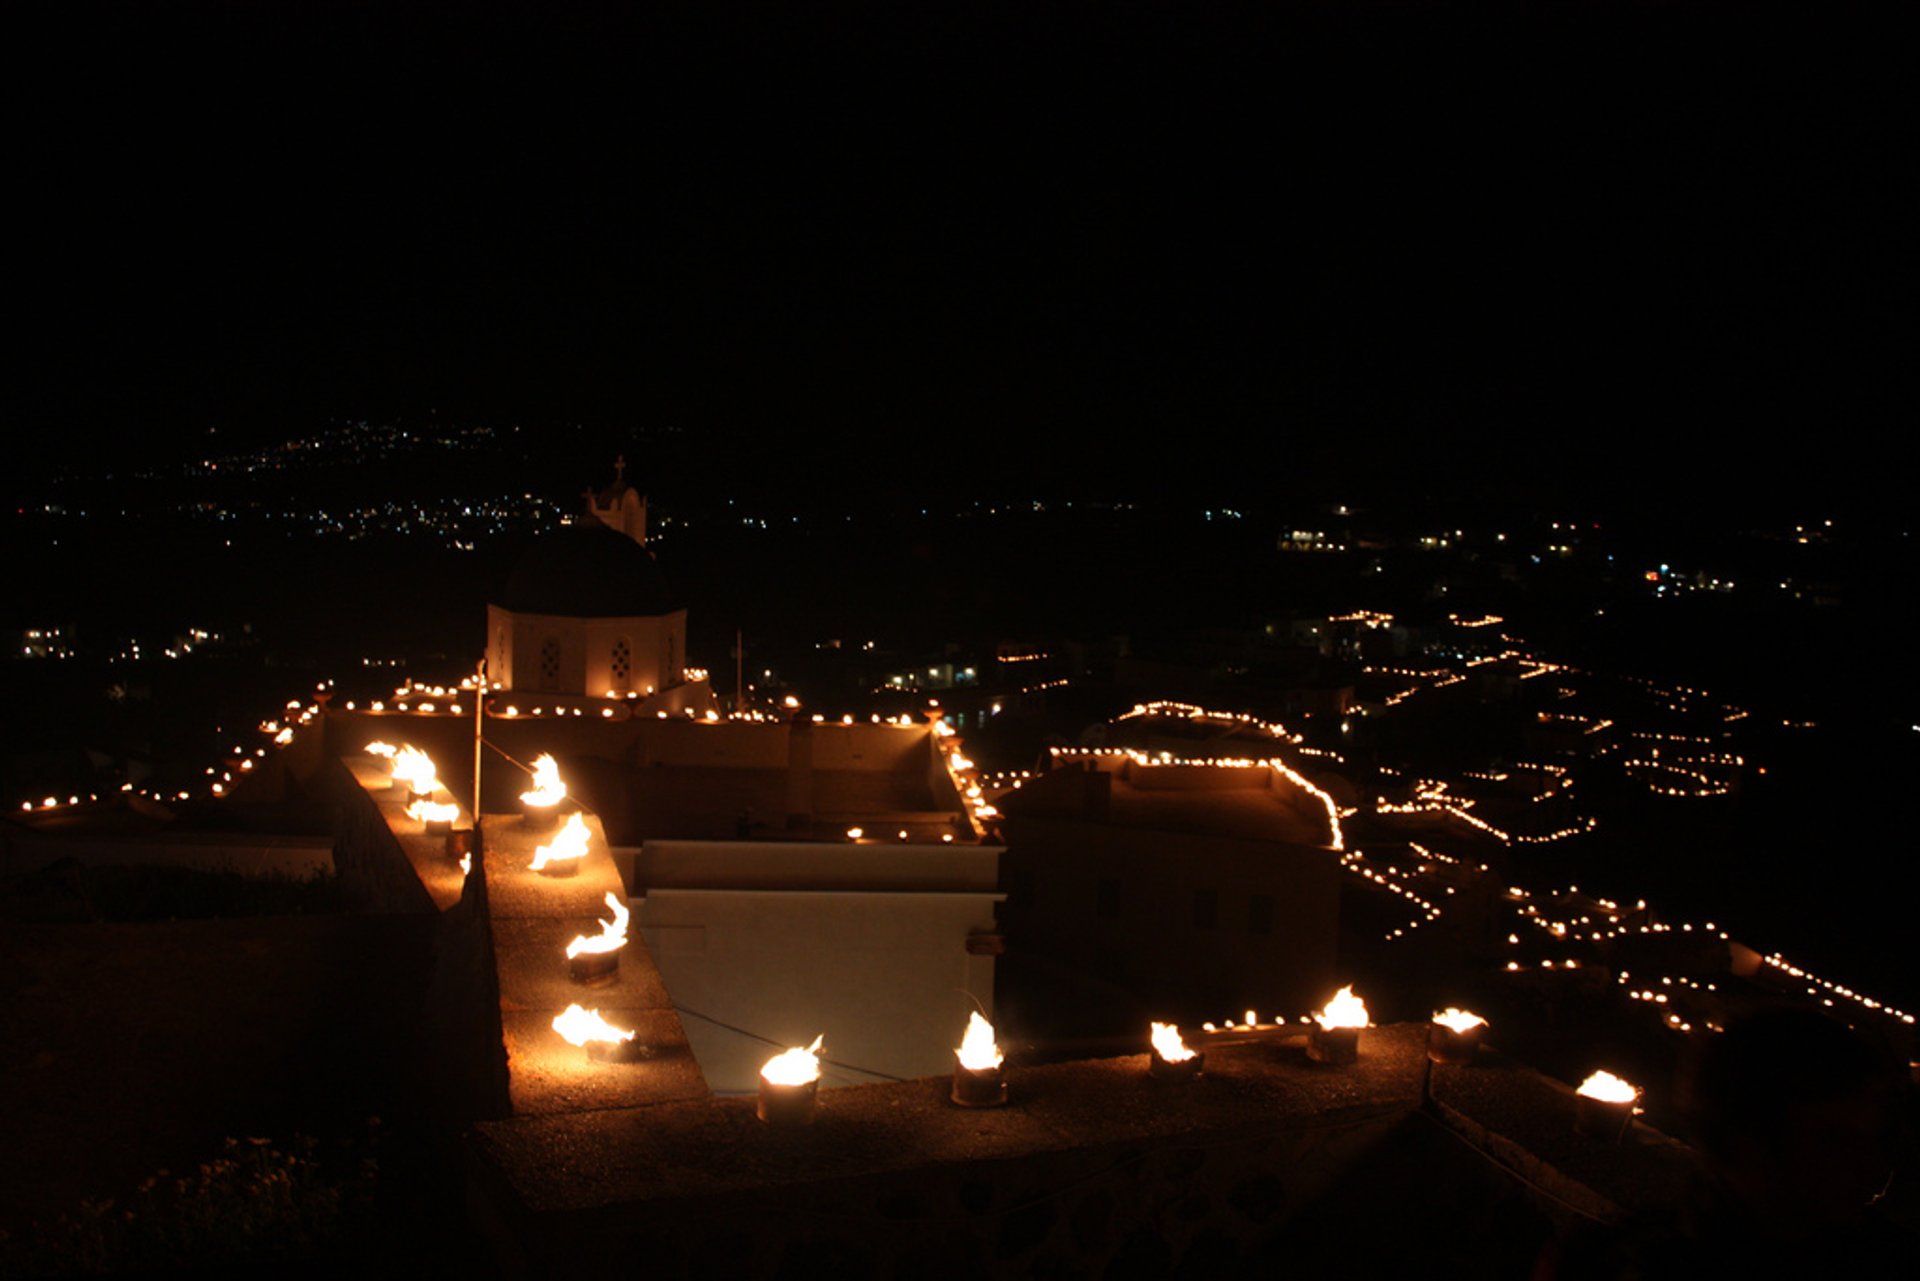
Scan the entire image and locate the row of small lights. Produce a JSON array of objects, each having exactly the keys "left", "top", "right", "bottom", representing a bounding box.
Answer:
[
  {"left": 1374, "top": 779, "right": 1596, "bottom": 847},
  {"left": 1045, "top": 747, "right": 1346, "bottom": 851}
]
